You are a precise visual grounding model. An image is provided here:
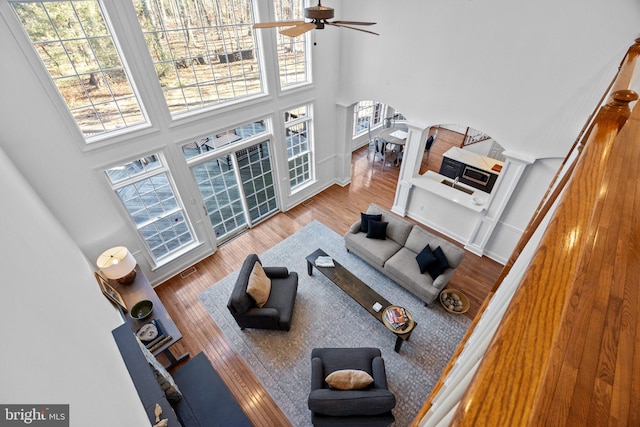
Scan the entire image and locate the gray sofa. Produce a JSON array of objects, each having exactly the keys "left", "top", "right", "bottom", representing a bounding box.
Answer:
[
  {"left": 227, "top": 254, "right": 298, "bottom": 331},
  {"left": 344, "top": 204, "right": 465, "bottom": 305}
]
